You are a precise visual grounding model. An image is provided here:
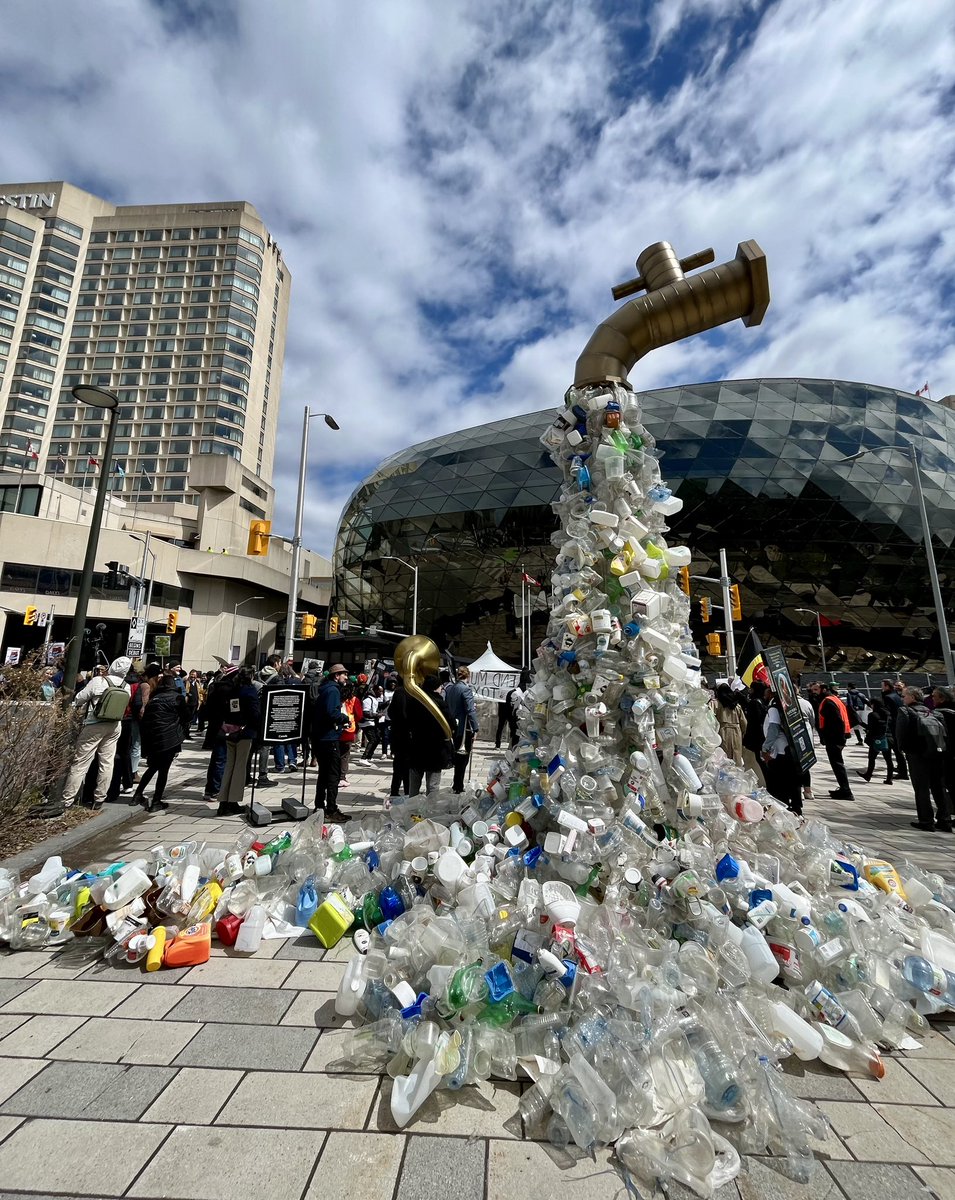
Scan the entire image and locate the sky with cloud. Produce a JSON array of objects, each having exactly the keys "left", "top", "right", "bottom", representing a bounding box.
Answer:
[{"left": 2, "top": 0, "right": 953, "bottom": 555}]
